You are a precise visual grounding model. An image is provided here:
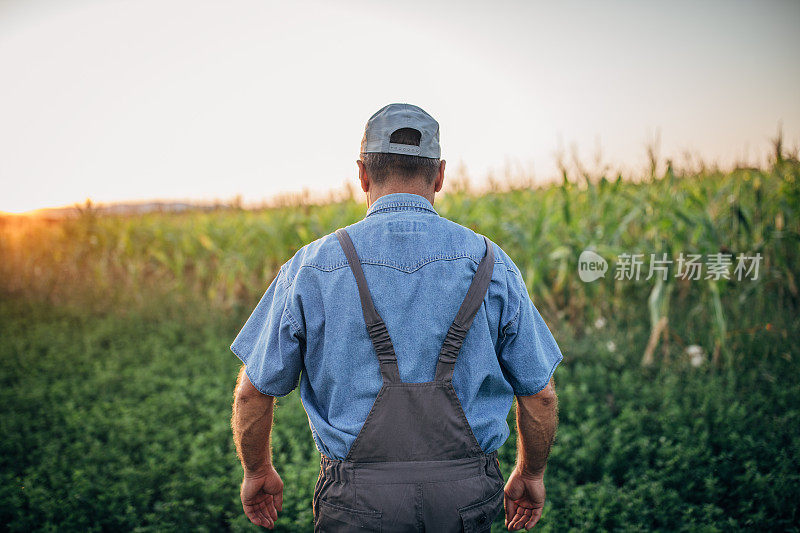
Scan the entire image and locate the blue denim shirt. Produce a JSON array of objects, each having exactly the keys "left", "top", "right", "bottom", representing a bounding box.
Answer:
[{"left": 231, "top": 193, "right": 563, "bottom": 460}]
